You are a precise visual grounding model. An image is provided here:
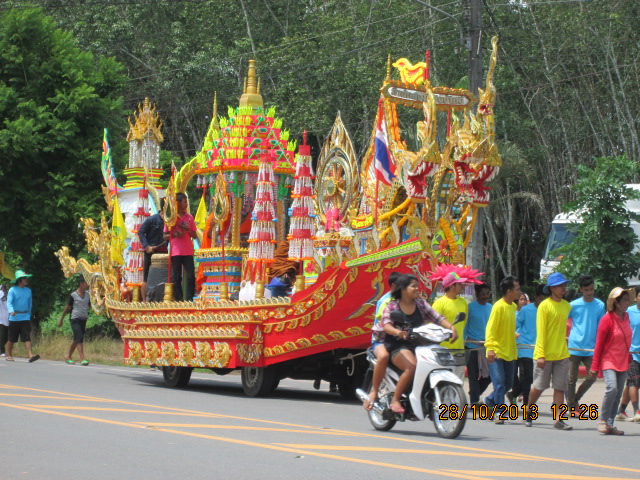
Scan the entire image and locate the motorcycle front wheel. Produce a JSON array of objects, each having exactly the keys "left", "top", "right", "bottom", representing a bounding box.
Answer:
[{"left": 431, "top": 382, "right": 467, "bottom": 439}]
